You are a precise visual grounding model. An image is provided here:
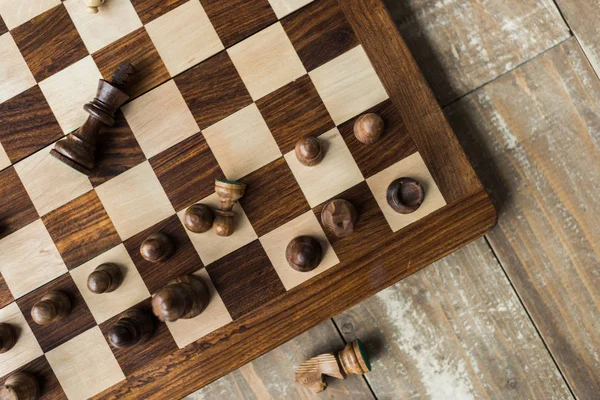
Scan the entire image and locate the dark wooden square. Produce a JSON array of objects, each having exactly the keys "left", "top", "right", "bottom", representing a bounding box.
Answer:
[
  {"left": 206, "top": 240, "right": 285, "bottom": 319},
  {"left": 17, "top": 274, "right": 95, "bottom": 352},
  {"left": 175, "top": 52, "right": 252, "bottom": 130},
  {"left": 0, "top": 273, "right": 14, "bottom": 309},
  {"left": 124, "top": 215, "right": 202, "bottom": 293},
  {"left": 282, "top": 0, "right": 358, "bottom": 72},
  {"left": 239, "top": 157, "right": 310, "bottom": 236},
  {"left": 256, "top": 75, "right": 335, "bottom": 153},
  {"left": 0, "top": 167, "right": 38, "bottom": 241},
  {"left": 200, "top": 0, "right": 277, "bottom": 47},
  {"left": 42, "top": 190, "right": 121, "bottom": 270},
  {"left": 131, "top": 0, "right": 188, "bottom": 24},
  {"left": 11, "top": 5, "right": 88, "bottom": 82},
  {"left": 338, "top": 100, "right": 417, "bottom": 178},
  {"left": 92, "top": 27, "right": 170, "bottom": 98},
  {"left": 89, "top": 111, "right": 146, "bottom": 187},
  {"left": 0, "top": 356, "right": 67, "bottom": 400},
  {"left": 0, "top": 15, "right": 7, "bottom": 36},
  {"left": 150, "top": 132, "right": 224, "bottom": 212},
  {"left": 99, "top": 299, "right": 177, "bottom": 376},
  {"left": 312, "top": 182, "right": 389, "bottom": 263},
  {"left": 0, "top": 86, "right": 62, "bottom": 164}
]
